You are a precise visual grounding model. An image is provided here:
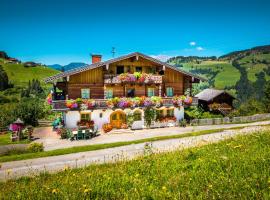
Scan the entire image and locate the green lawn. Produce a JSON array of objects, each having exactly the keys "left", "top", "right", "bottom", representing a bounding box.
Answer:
[
  {"left": 1, "top": 130, "right": 269, "bottom": 199},
  {"left": 0, "top": 133, "right": 30, "bottom": 146}
]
